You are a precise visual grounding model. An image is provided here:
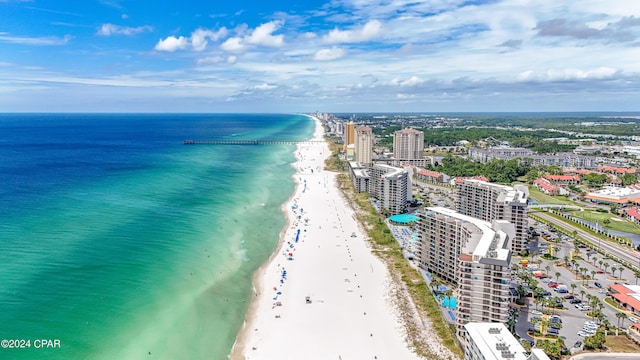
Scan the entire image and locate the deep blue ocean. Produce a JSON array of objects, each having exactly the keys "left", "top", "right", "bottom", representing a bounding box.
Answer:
[{"left": 0, "top": 113, "right": 314, "bottom": 359}]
